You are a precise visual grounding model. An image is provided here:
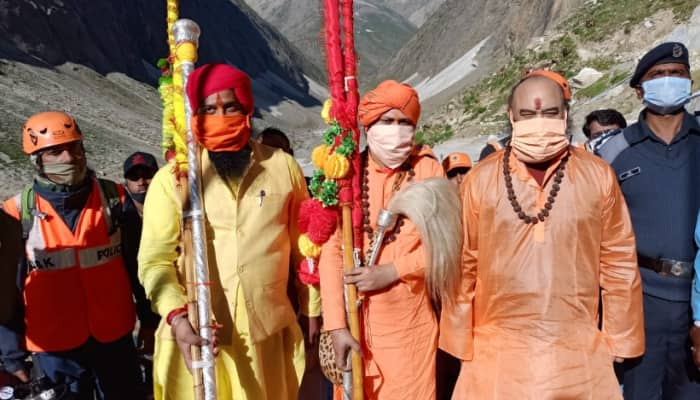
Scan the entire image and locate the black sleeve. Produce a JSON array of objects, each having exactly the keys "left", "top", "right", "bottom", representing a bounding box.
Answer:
[
  {"left": 0, "top": 209, "right": 23, "bottom": 325},
  {"left": 0, "top": 210, "right": 28, "bottom": 372},
  {"left": 479, "top": 144, "right": 496, "bottom": 161},
  {"left": 120, "top": 203, "right": 160, "bottom": 328}
]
